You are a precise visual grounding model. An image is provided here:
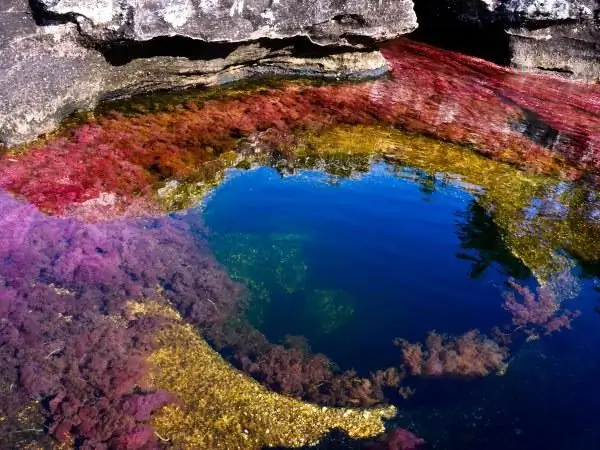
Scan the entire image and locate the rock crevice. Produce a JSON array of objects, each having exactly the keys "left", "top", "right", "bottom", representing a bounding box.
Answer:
[
  {"left": 412, "top": 0, "right": 599, "bottom": 80},
  {"left": 1, "top": 0, "right": 418, "bottom": 146}
]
